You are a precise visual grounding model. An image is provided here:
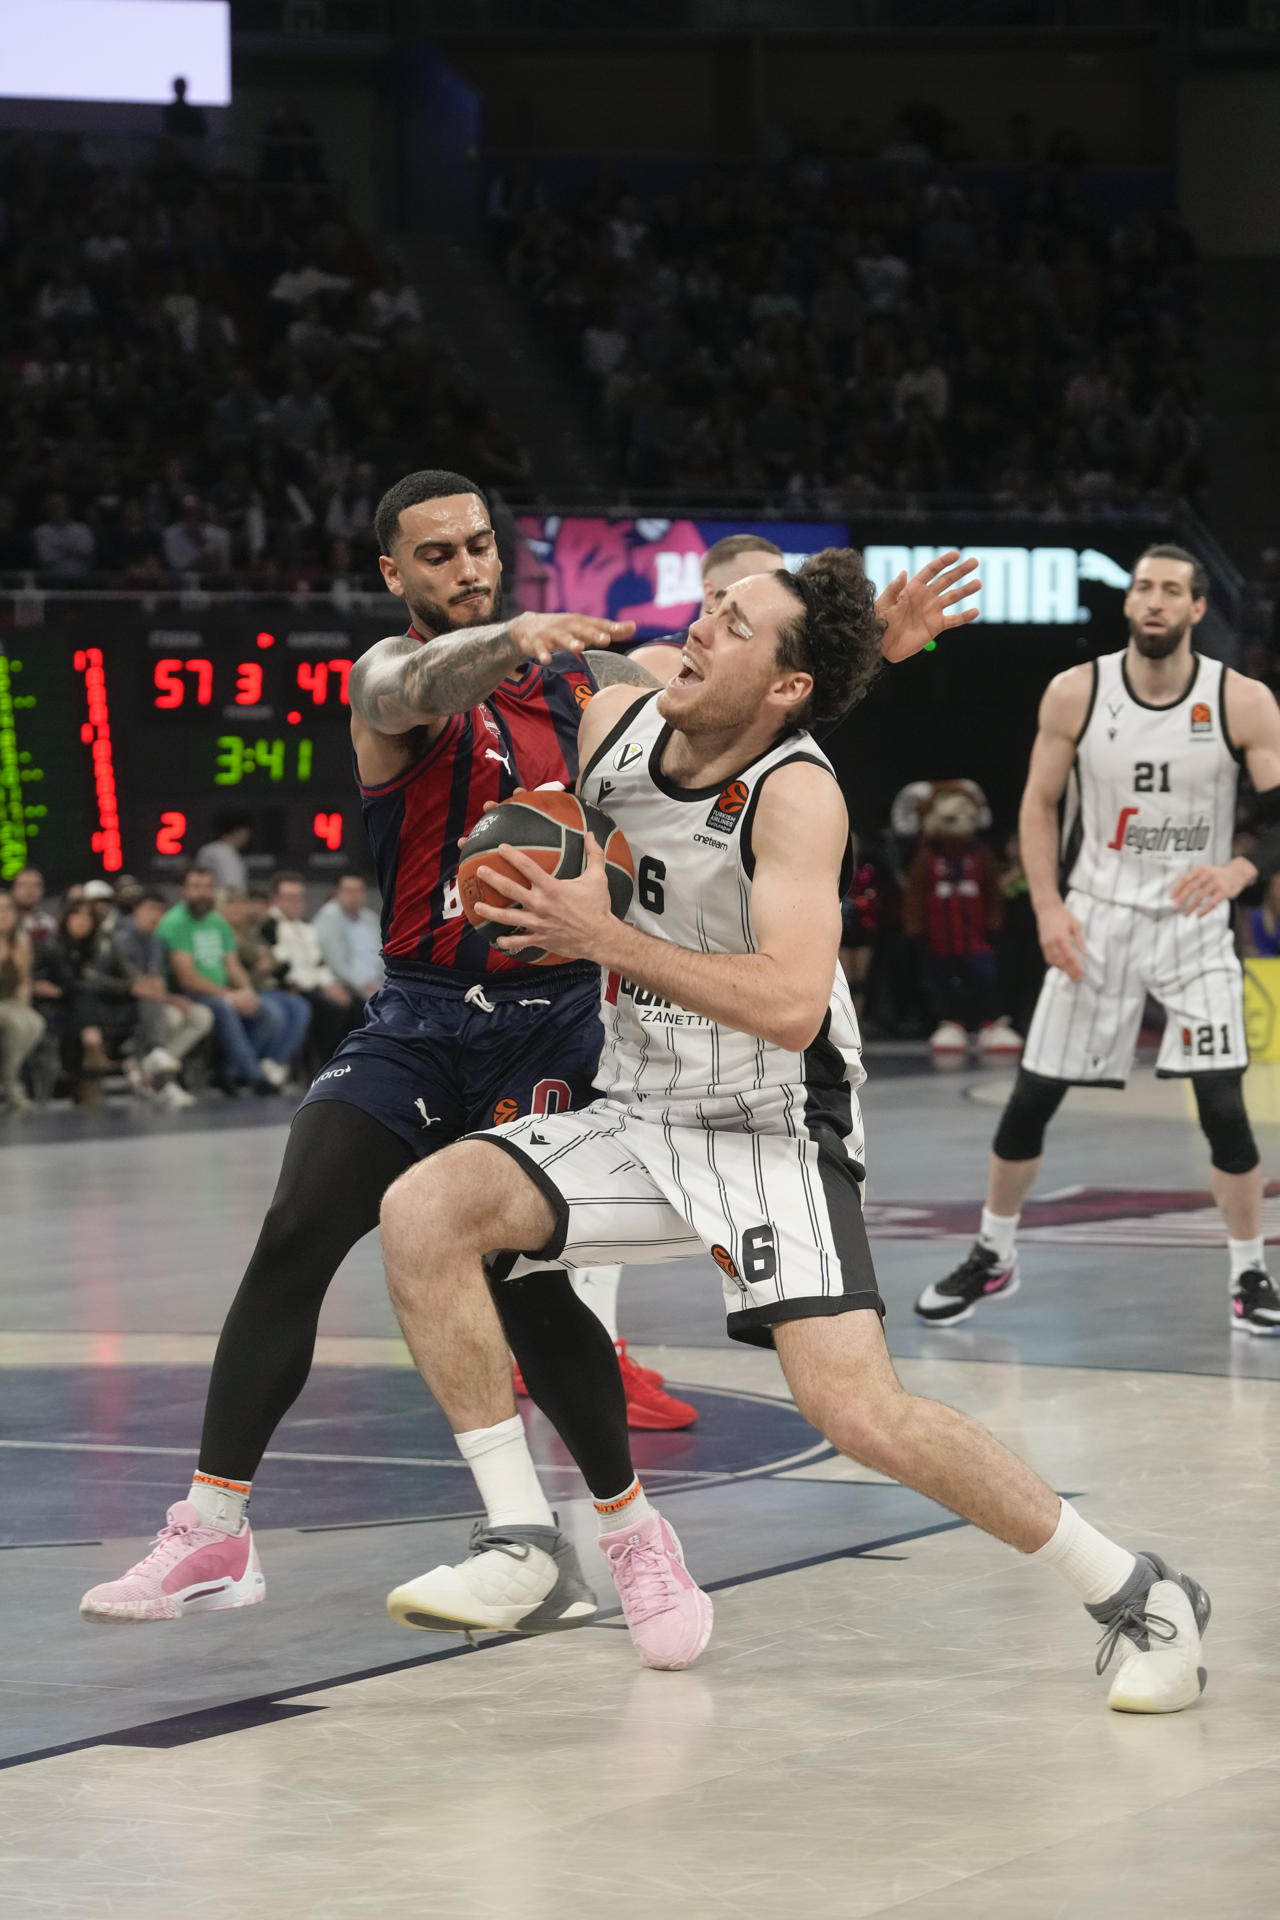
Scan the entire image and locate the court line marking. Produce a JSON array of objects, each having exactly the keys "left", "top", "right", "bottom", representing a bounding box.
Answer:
[{"left": 0, "top": 1512, "right": 970, "bottom": 1775}]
